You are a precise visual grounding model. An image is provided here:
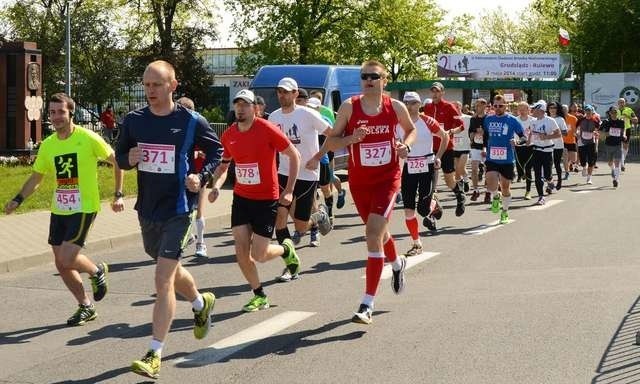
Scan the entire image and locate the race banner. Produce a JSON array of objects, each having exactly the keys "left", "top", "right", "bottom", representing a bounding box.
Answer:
[{"left": 436, "top": 54, "right": 572, "bottom": 79}]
